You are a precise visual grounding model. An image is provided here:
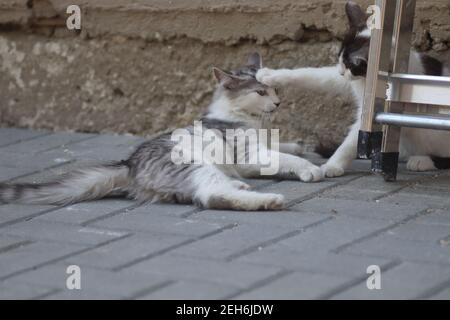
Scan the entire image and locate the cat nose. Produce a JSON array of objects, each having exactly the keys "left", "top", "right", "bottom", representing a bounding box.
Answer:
[{"left": 275, "top": 102, "right": 281, "bottom": 108}]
